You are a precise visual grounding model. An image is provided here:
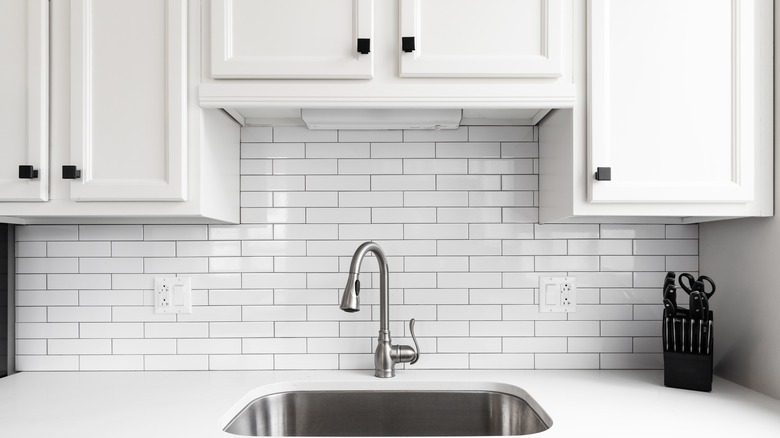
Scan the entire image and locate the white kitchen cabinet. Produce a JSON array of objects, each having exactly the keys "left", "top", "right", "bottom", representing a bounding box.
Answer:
[
  {"left": 0, "top": 0, "right": 48, "bottom": 202},
  {"left": 399, "top": 0, "right": 564, "bottom": 78},
  {"left": 0, "top": 0, "right": 239, "bottom": 224},
  {"left": 210, "top": 0, "right": 374, "bottom": 79},
  {"left": 539, "top": 0, "right": 773, "bottom": 223}
]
